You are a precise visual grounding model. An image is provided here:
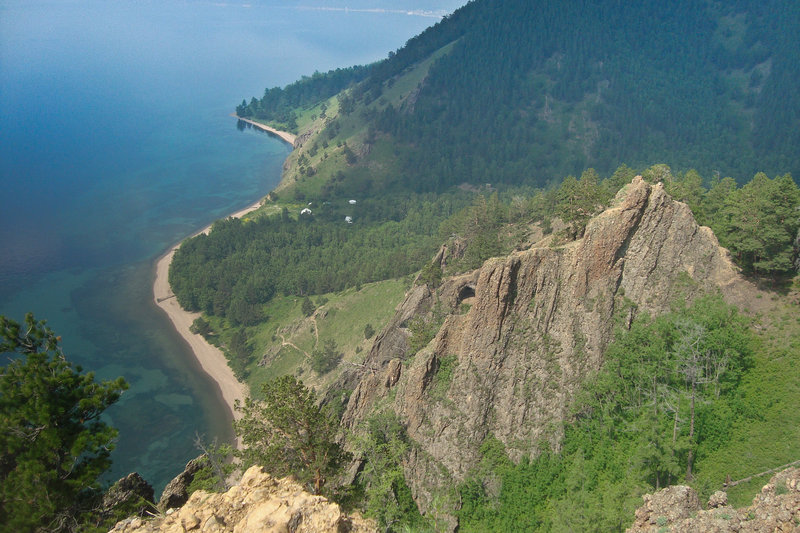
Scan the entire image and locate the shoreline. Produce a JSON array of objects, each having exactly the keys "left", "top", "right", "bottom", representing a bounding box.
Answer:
[
  {"left": 152, "top": 117, "right": 297, "bottom": 445},
  {"left": 232, "top": 114, "right": 297, "bottom": 146},
  {"left": 152, "top": 201, "right": 264, "bottom": 427}
]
